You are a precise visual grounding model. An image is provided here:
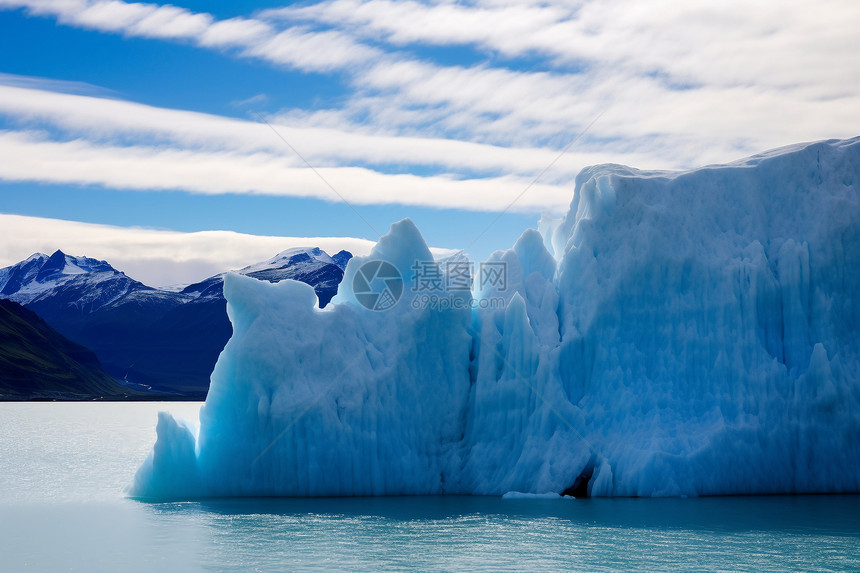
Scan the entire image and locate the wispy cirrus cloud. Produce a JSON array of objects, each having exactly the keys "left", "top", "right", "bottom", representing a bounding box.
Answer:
[
  {"left": 266, "top": 0, "right": 584, "bottom": 59},
  {"left": 0, "top": 0, "right": 380, "bottom": 72},
  {"left": 0, "top": 129, "right": 572, "bottom": 212},
  {"left": 0, "top": 81, "right": 601, "bottom": 178},
  {"left": 5, "top": 0, "right": 857, "bottom": 152},
  {"left": 0, "top": 0, "right": 858, "bottom": 213},
  {"left": 0, "top": 78, "right": 634, "bottom": 212},
  {"left": 270, "top": 0, "right": 860, "bottom": 91}
]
